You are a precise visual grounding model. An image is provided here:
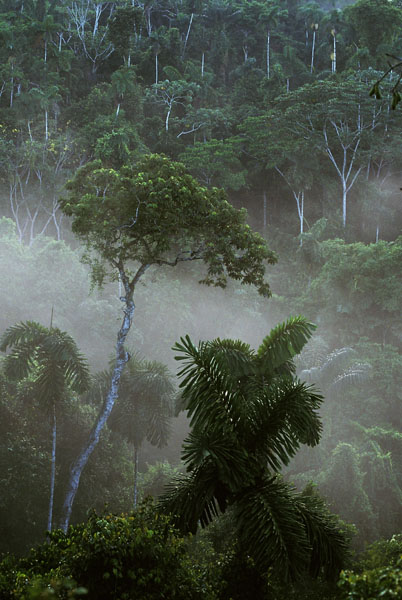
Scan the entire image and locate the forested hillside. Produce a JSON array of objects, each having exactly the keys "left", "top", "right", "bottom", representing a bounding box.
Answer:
[{"left": 0, "top": 0, "right": 401, "bottom": 598}]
